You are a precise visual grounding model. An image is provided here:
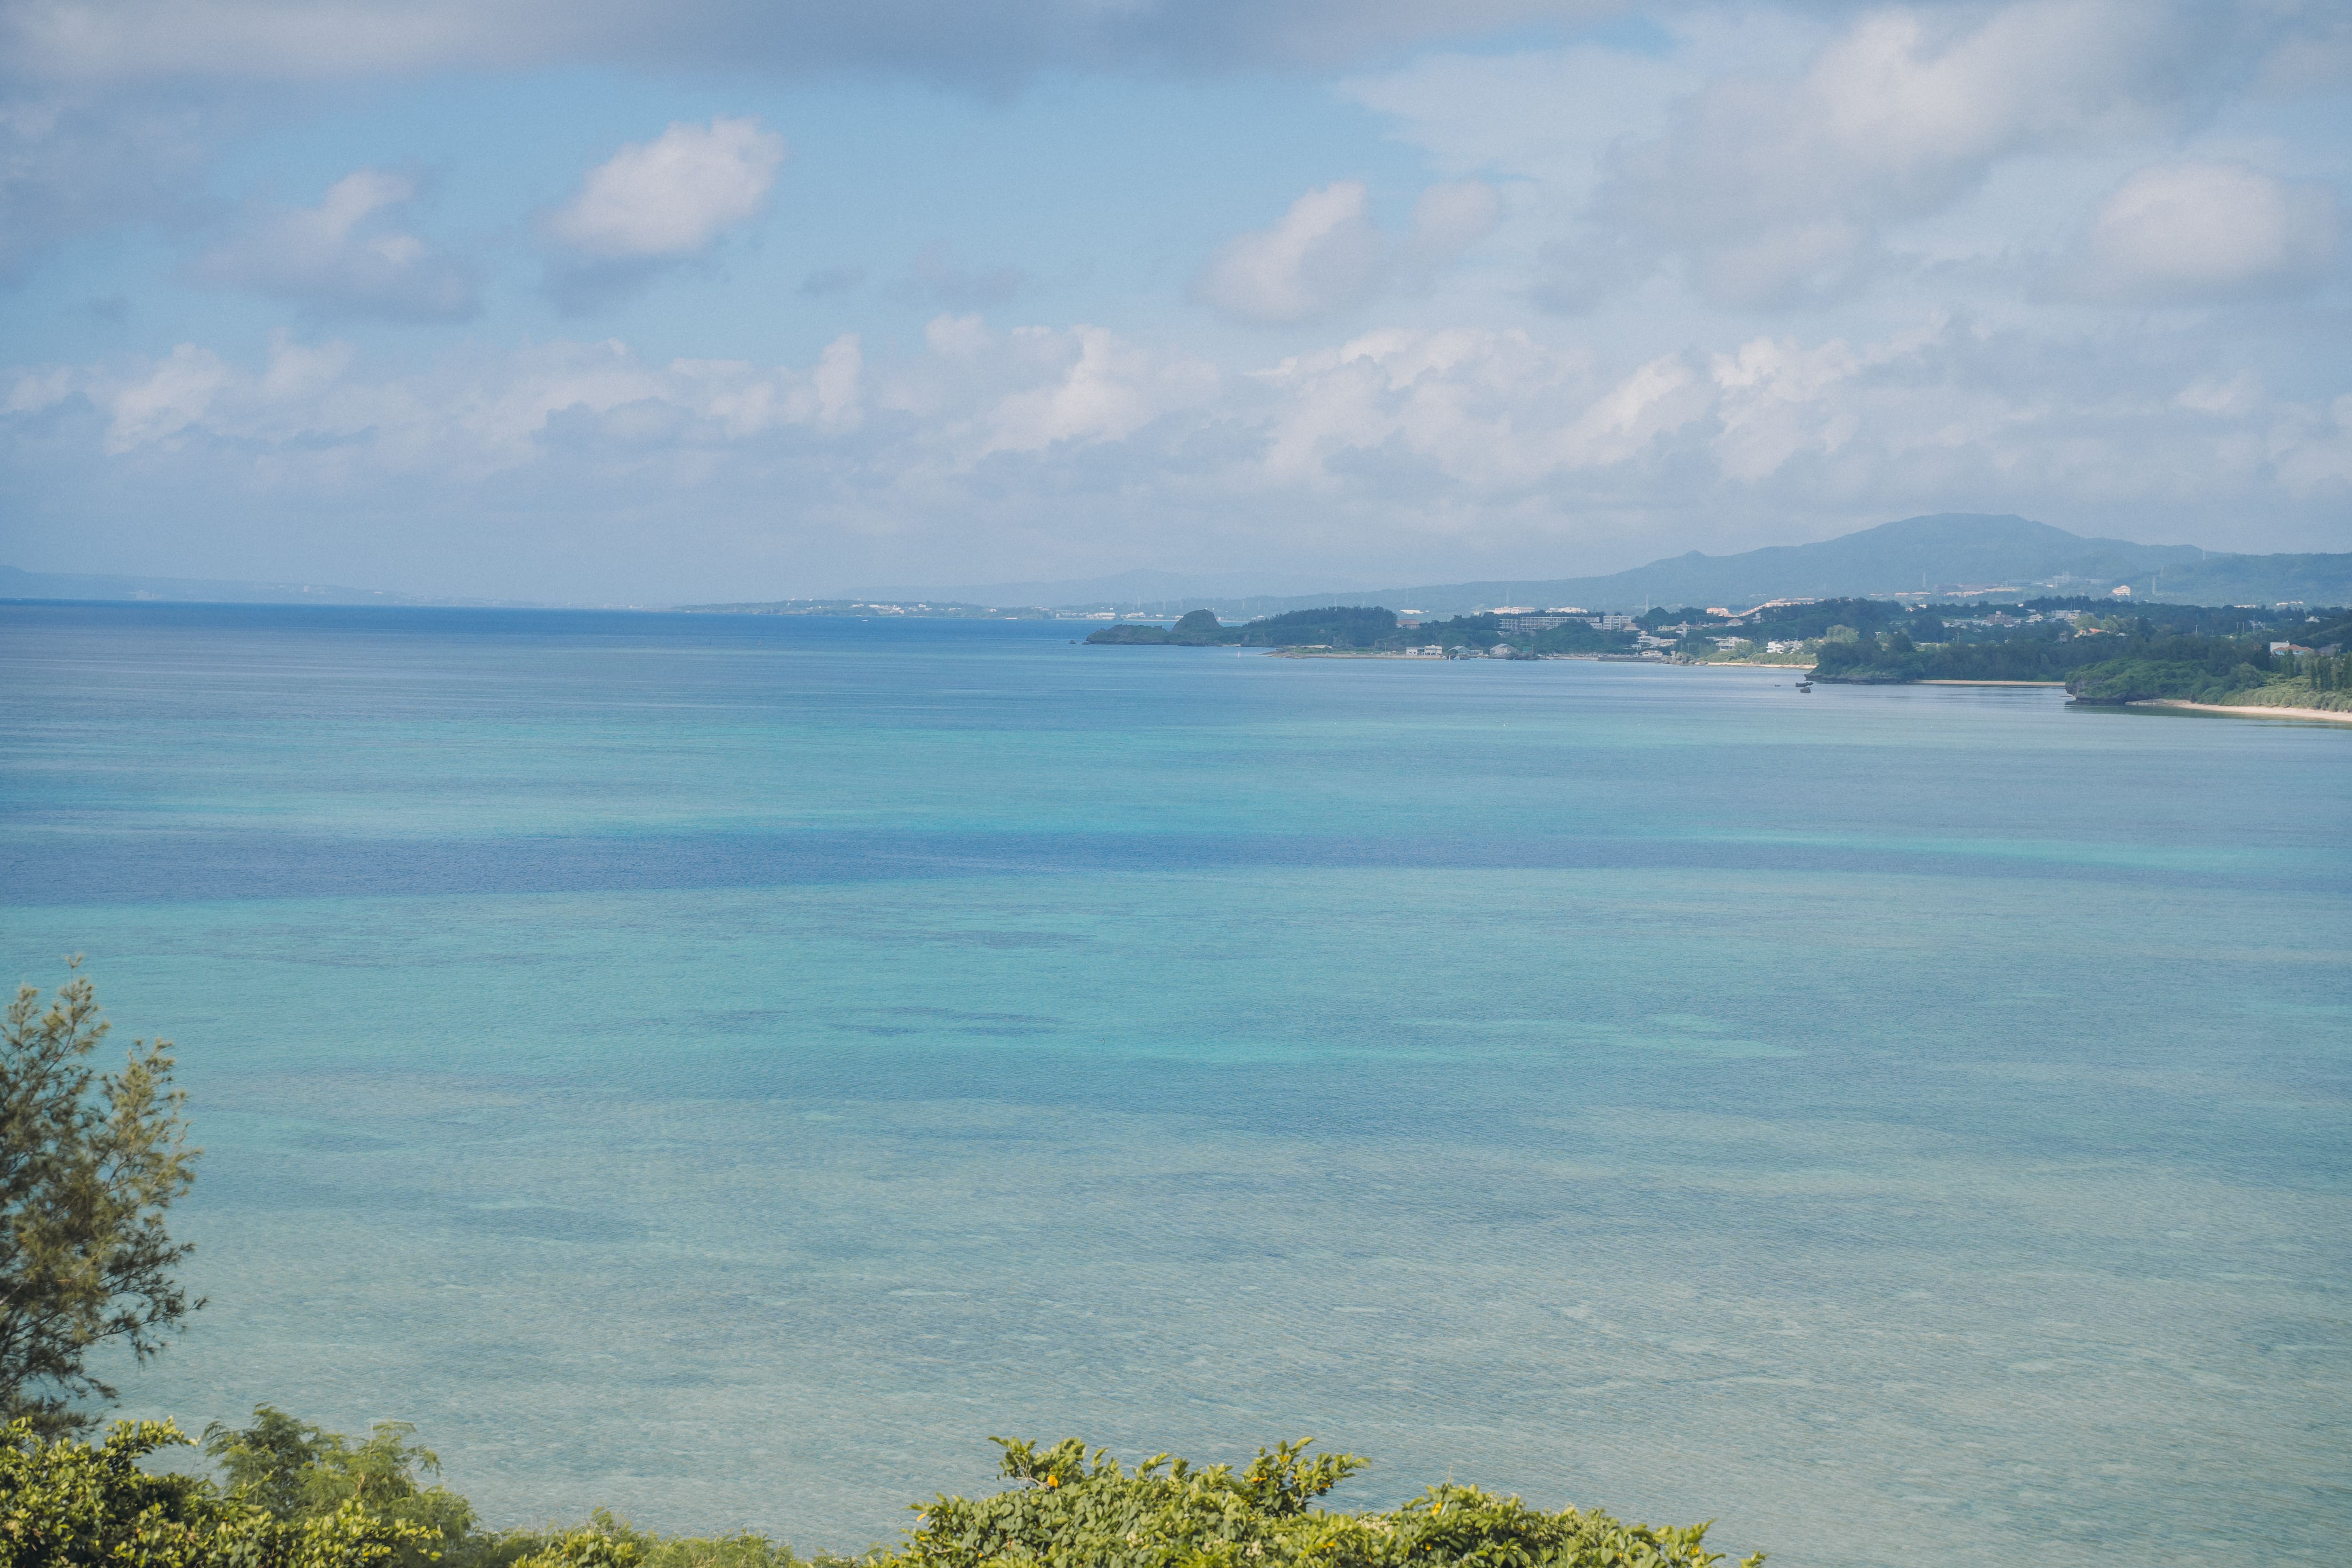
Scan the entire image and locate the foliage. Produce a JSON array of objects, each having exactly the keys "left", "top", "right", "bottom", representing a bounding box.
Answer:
[
  {"left": 0, "top": 1417, "right": 433, "bottom": 1568},
  {"left": 11, "top": 1412, "right": 1766, "bottom": 1568},
  {"left": 1810, "top": 631, "right": 1927, "bottom": 683},
  {"left": 892, "top": 1437, "right": 1759, "bottom": 1568},
  {"left": 2064, "top": 657, "right": 2266, "bottom": 705},
  {"left": 1, "top": 963, "right": 200, "bottom": 1435},
  {"left": 484, "top": 1509, "right": 849, "bottom": 1568},
  {"left": 1086, "top": 611, "right": 1232, "bottom": 646},
  {"left": 203, "top": 1409, "right": 474, "bottom": 1567},
  {"left": 1089, "top": 608, "right": 1402, "bottom": 649},
  {"left": 197, "top": 1414, "right": 848, "bottom": 1568}
]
